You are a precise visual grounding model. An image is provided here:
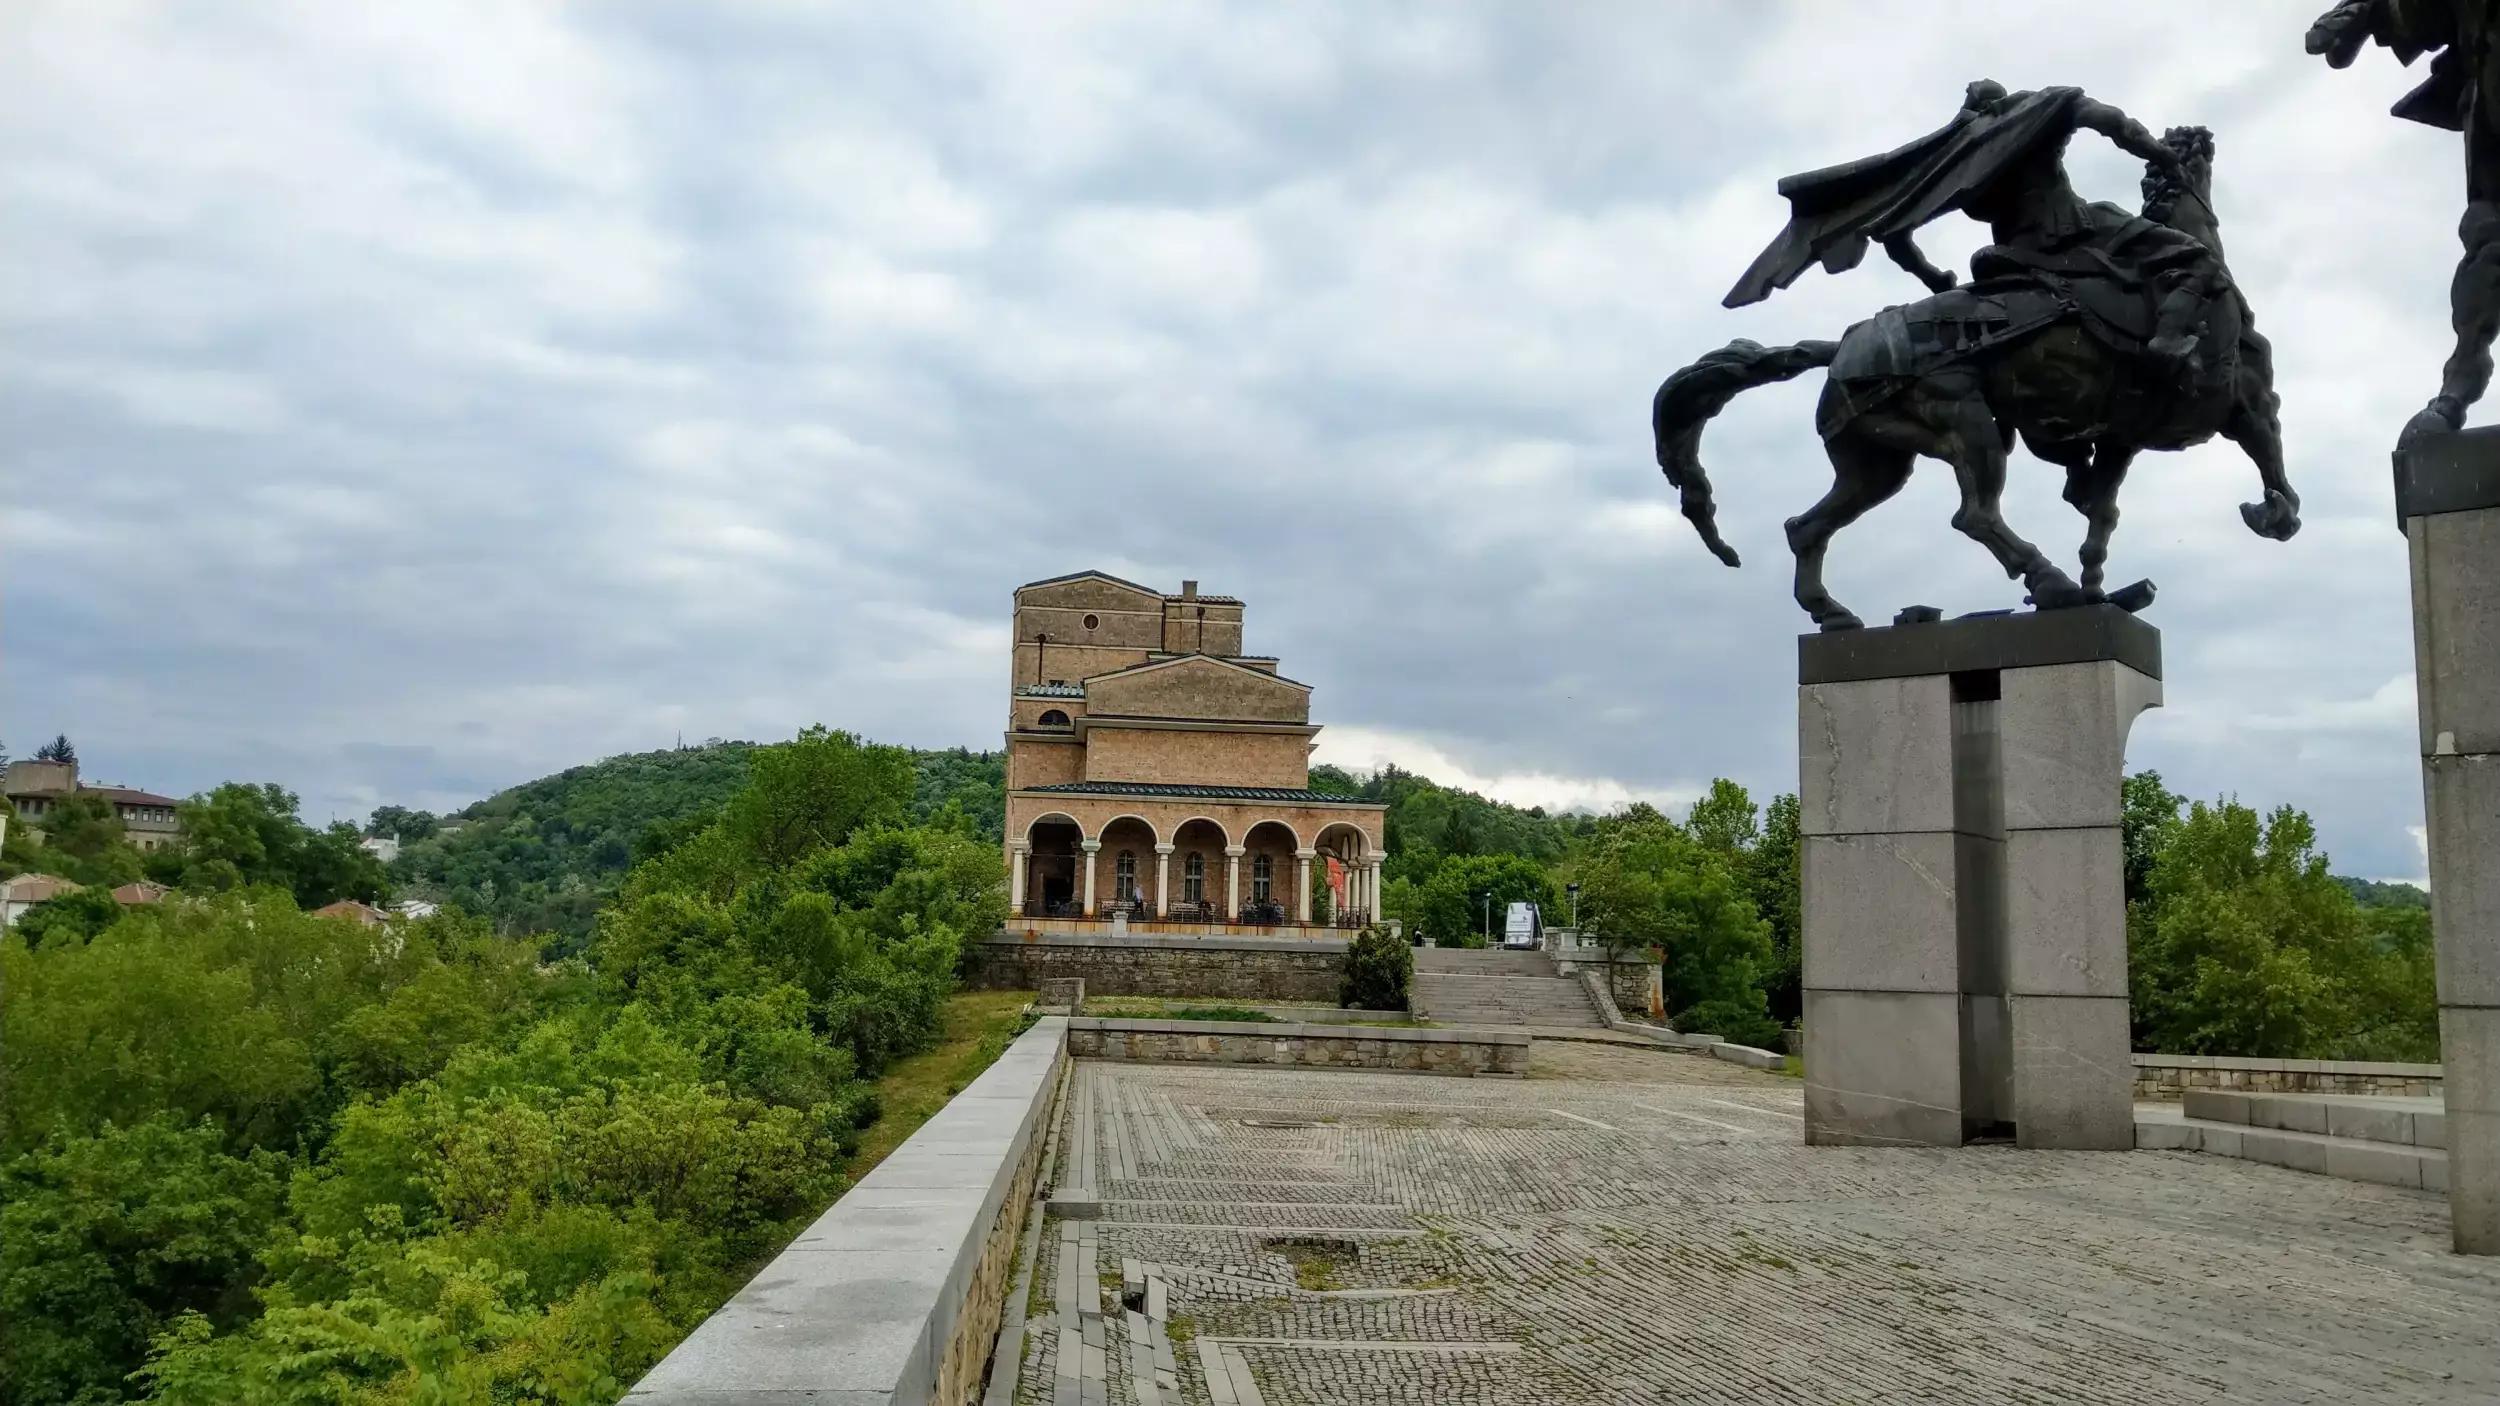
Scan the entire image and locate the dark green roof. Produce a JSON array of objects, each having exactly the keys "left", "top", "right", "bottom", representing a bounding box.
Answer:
[
  {"left": 1021, "top": 781, "right": 1376, "bottom": 805},
  {"left": 1016, "top": 683, "right": 1085, "bottom": 698}
]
